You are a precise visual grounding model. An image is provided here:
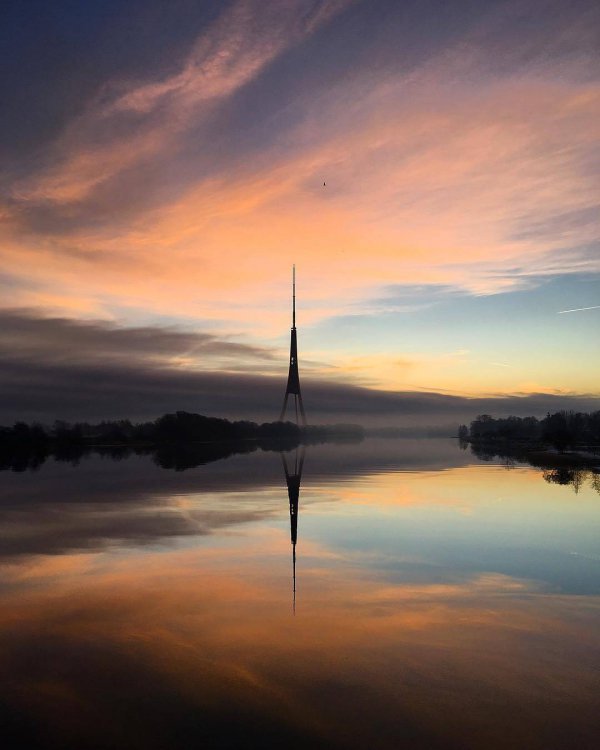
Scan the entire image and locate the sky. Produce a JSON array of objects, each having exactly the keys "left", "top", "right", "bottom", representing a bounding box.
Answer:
[{"left": 0, "top": 0, "right": 599, "bottom": 424}]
